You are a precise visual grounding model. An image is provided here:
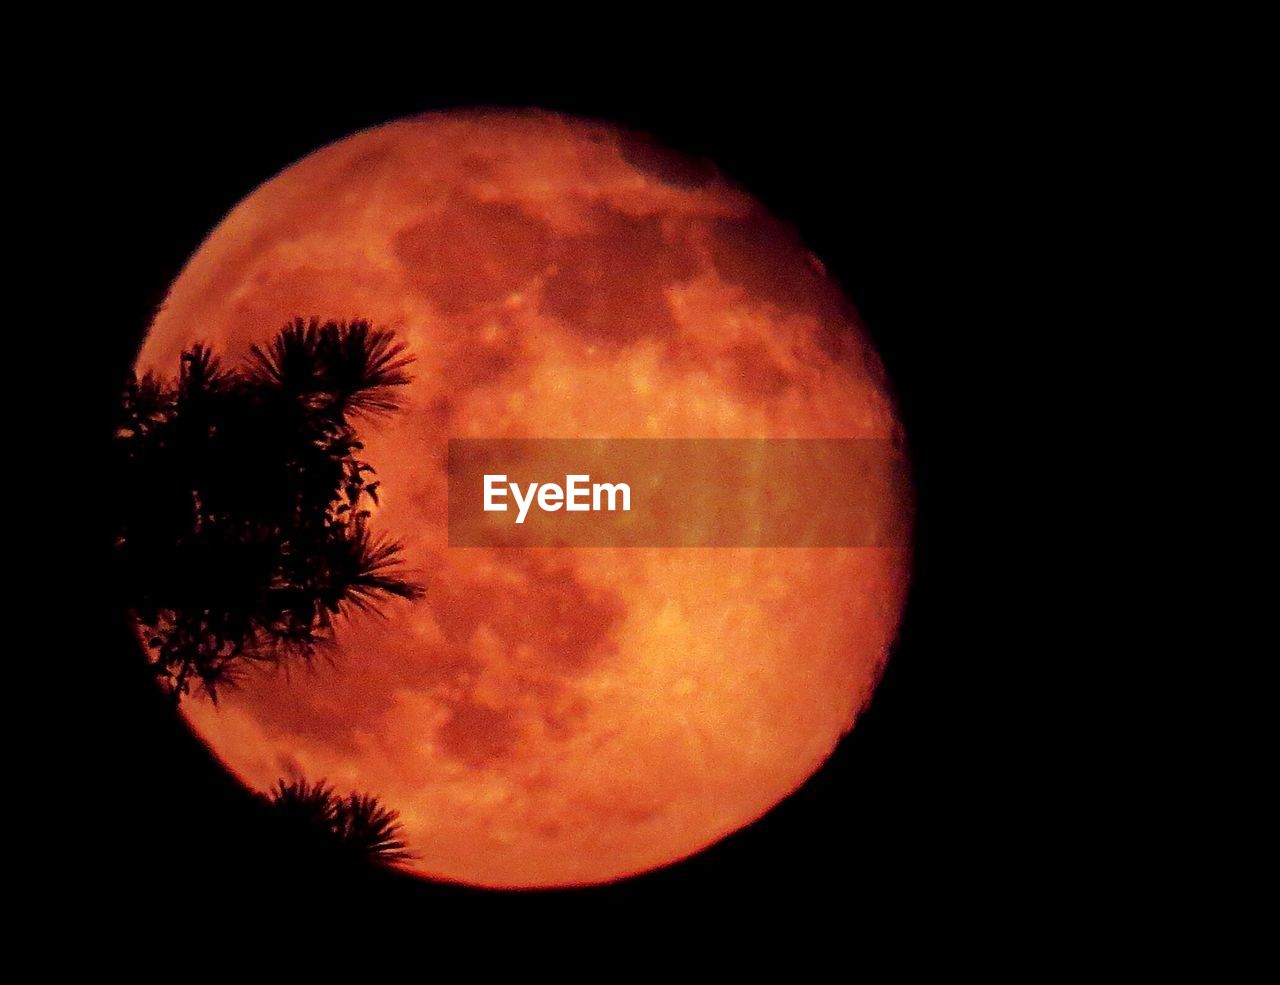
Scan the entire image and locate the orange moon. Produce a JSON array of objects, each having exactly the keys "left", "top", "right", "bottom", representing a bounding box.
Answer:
[{"left": 137, "top": 109, "right": 913, "bottom": 888}]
